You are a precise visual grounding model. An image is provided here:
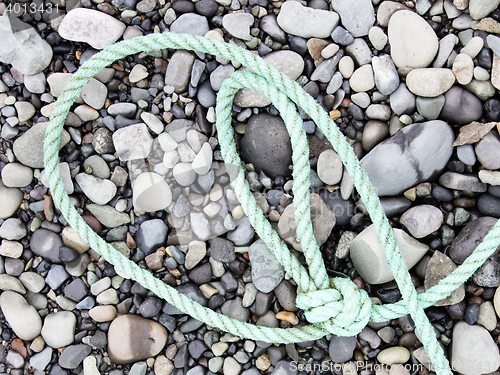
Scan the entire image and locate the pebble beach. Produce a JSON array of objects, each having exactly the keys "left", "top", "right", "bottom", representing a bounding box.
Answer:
[{"left": 1, "top": 0, "right": 500, "bottom": 374}]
